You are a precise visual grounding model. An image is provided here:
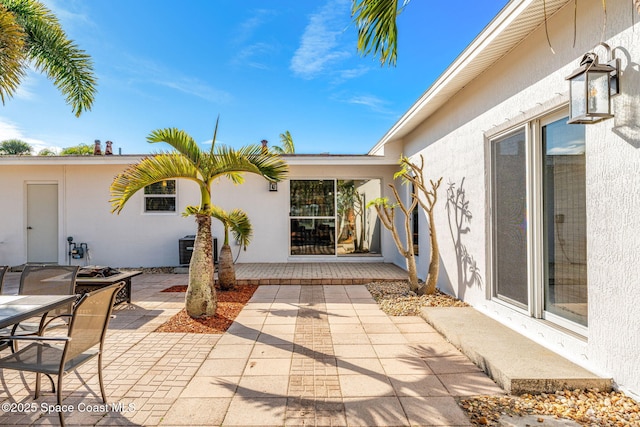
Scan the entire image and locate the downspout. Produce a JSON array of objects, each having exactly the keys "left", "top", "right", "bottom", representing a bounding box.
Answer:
[{"left": 62, "top": 164, "right": 68, "bottom": 265}]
